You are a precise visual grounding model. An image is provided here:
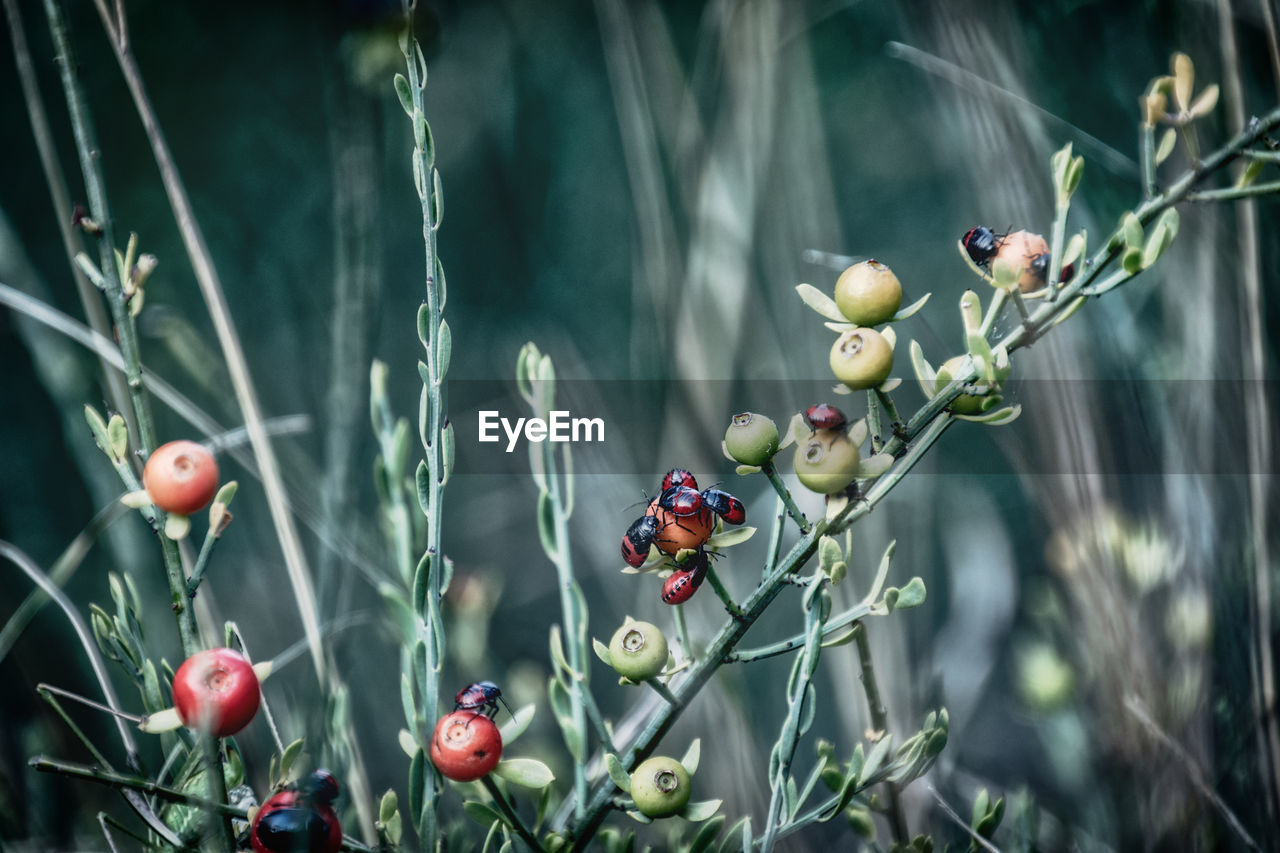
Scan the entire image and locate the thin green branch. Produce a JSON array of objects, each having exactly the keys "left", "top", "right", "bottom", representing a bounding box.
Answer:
[
  {"left": 1141, "top": 122, "right": 1158, "bottom": 198},
  {"left": 872, "top": 388, "right": 904, "bottom": 437},
  {"left": 480, "top": 776, "right": 547, "bottom": 853},
  {"left": 1185, "top": 179, "right": 1280, "bottom": 201},
  {"left": 644, "top": 678, "right": 680, "bottom": 707},
  {"left": 852, "top": 623, "right": 907, "bottom": 843},
  {"left": 725, "top": 601, "right": 875, "bottom": 663},
  {"left": 703, "top": 565, "right": 742, "bottom": 617},
  {"left": 29, "top": 755, "right": 246, "bottom": 818},
  {"left": 761, "top": 464, "right": 810, "bottom": 534}
]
